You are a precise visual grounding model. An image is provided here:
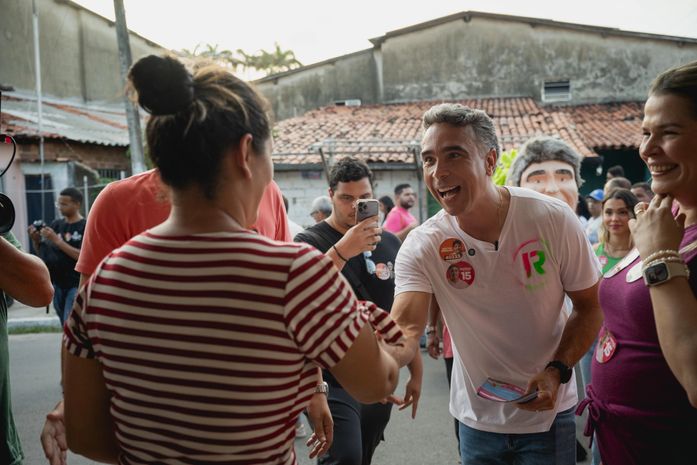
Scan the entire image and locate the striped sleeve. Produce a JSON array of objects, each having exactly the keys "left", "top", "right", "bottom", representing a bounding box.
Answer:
[
  {"left": 63, "top": 278, "right": 96, "bottom": 359},
  {"left": 359, "top": 301, "right": 405, "bottom": 344},
  {"left": 283, "top": 245, "right": 367, "bottom": 369}
]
